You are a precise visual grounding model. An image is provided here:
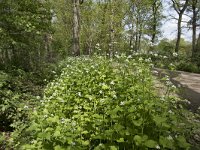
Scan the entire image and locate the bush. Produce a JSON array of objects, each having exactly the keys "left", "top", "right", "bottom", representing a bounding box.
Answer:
[
  {"left": 177, "top": 62, "right": 200, "bottom": 73},
  {"left": 9, "top": 56, "right": 199, "bottom": 149}
]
